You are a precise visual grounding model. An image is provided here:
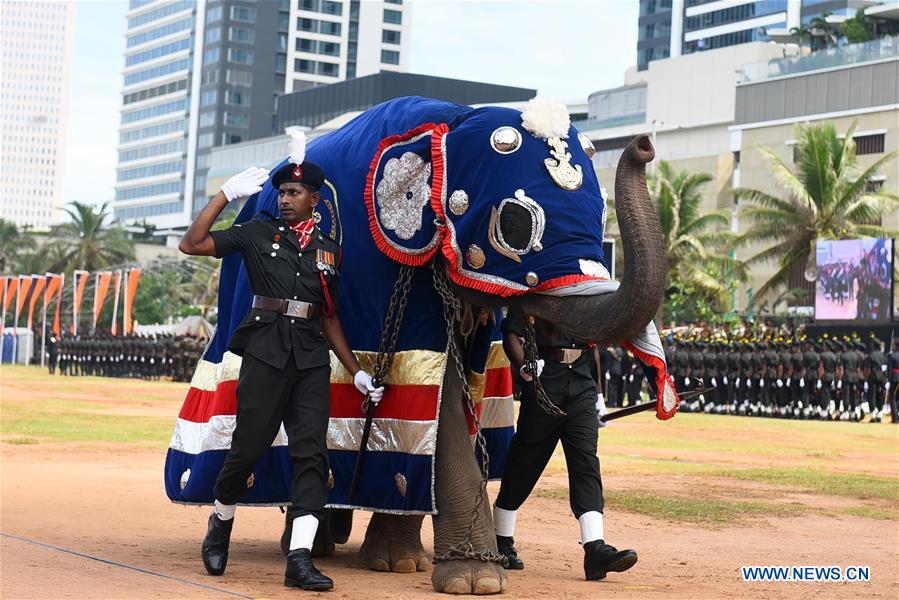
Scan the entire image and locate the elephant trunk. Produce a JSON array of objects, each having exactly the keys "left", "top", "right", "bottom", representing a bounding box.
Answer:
[{"left": 517, "top": 135, "right": 665, "bottom": 343}]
